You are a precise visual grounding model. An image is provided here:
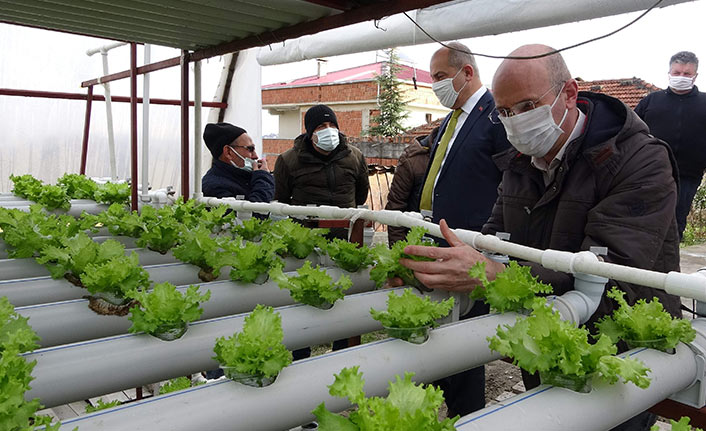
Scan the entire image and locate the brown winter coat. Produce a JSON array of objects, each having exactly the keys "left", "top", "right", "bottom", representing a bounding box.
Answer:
[
  {"left": 273, "top": 133, "right": 369, "bottom": 208},
  {"left": 483, "top": 92, "right": 682, "bottom": 325},
  {"left": 385, "top": 129, "right": 436, "bottom": 244}
]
